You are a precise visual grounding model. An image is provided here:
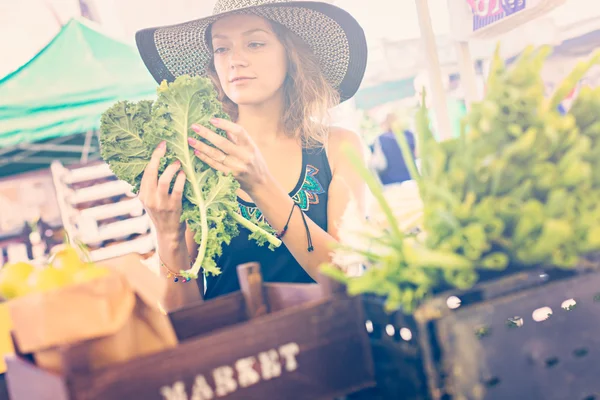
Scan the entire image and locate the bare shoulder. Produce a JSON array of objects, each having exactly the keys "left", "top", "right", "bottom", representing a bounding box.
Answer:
[
  {"left": 328, "top": 126, "right": 363, "bottom": 148},
  {"left": 326, "top": 126, "right": 365, "bottom": 174}
]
